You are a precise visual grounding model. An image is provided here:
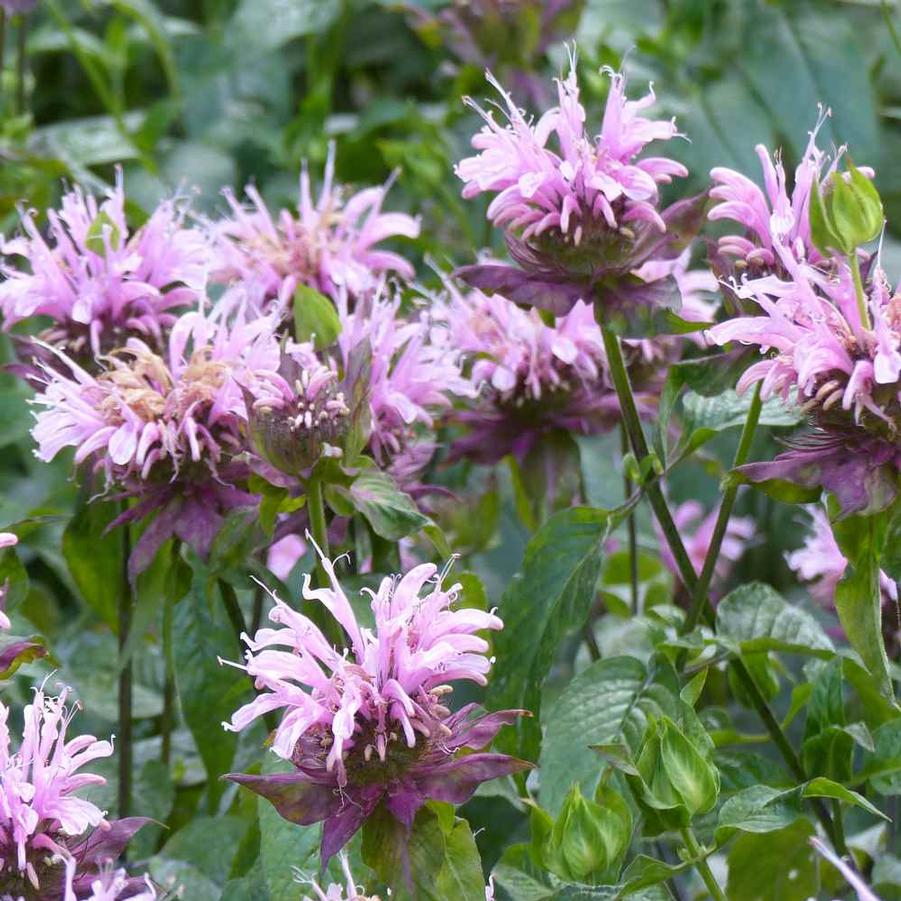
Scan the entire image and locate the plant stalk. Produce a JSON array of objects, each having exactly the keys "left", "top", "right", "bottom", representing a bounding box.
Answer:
[
  {"left": 14, "top": 13, "right": 24, "bottom": 114},
  {"left": 621, "top": 424, "right": 640, "bottom": 614},
  {"left": 598, "top": 321, "right": 848, "bottom": 857},
  {"left": 849, "top": 253, "right": 870, "bottom": 331},
  {"left": 117, "top": 522, "right": 133, "bottom": 818},
  {"left": 681, "top": 827, "right": 726, "bottom": 901},
  {"left": 161, "top": 591, "right": 174, "bottom": 768},
  {"left": 218, "top": 578, "right": 246, "bottom": 641},
  {"left": 307, "top": 472, "right": 330, "bottom": 581},
  {"left": 683, "top": 382, "right": 763, "bottom": 632}
]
